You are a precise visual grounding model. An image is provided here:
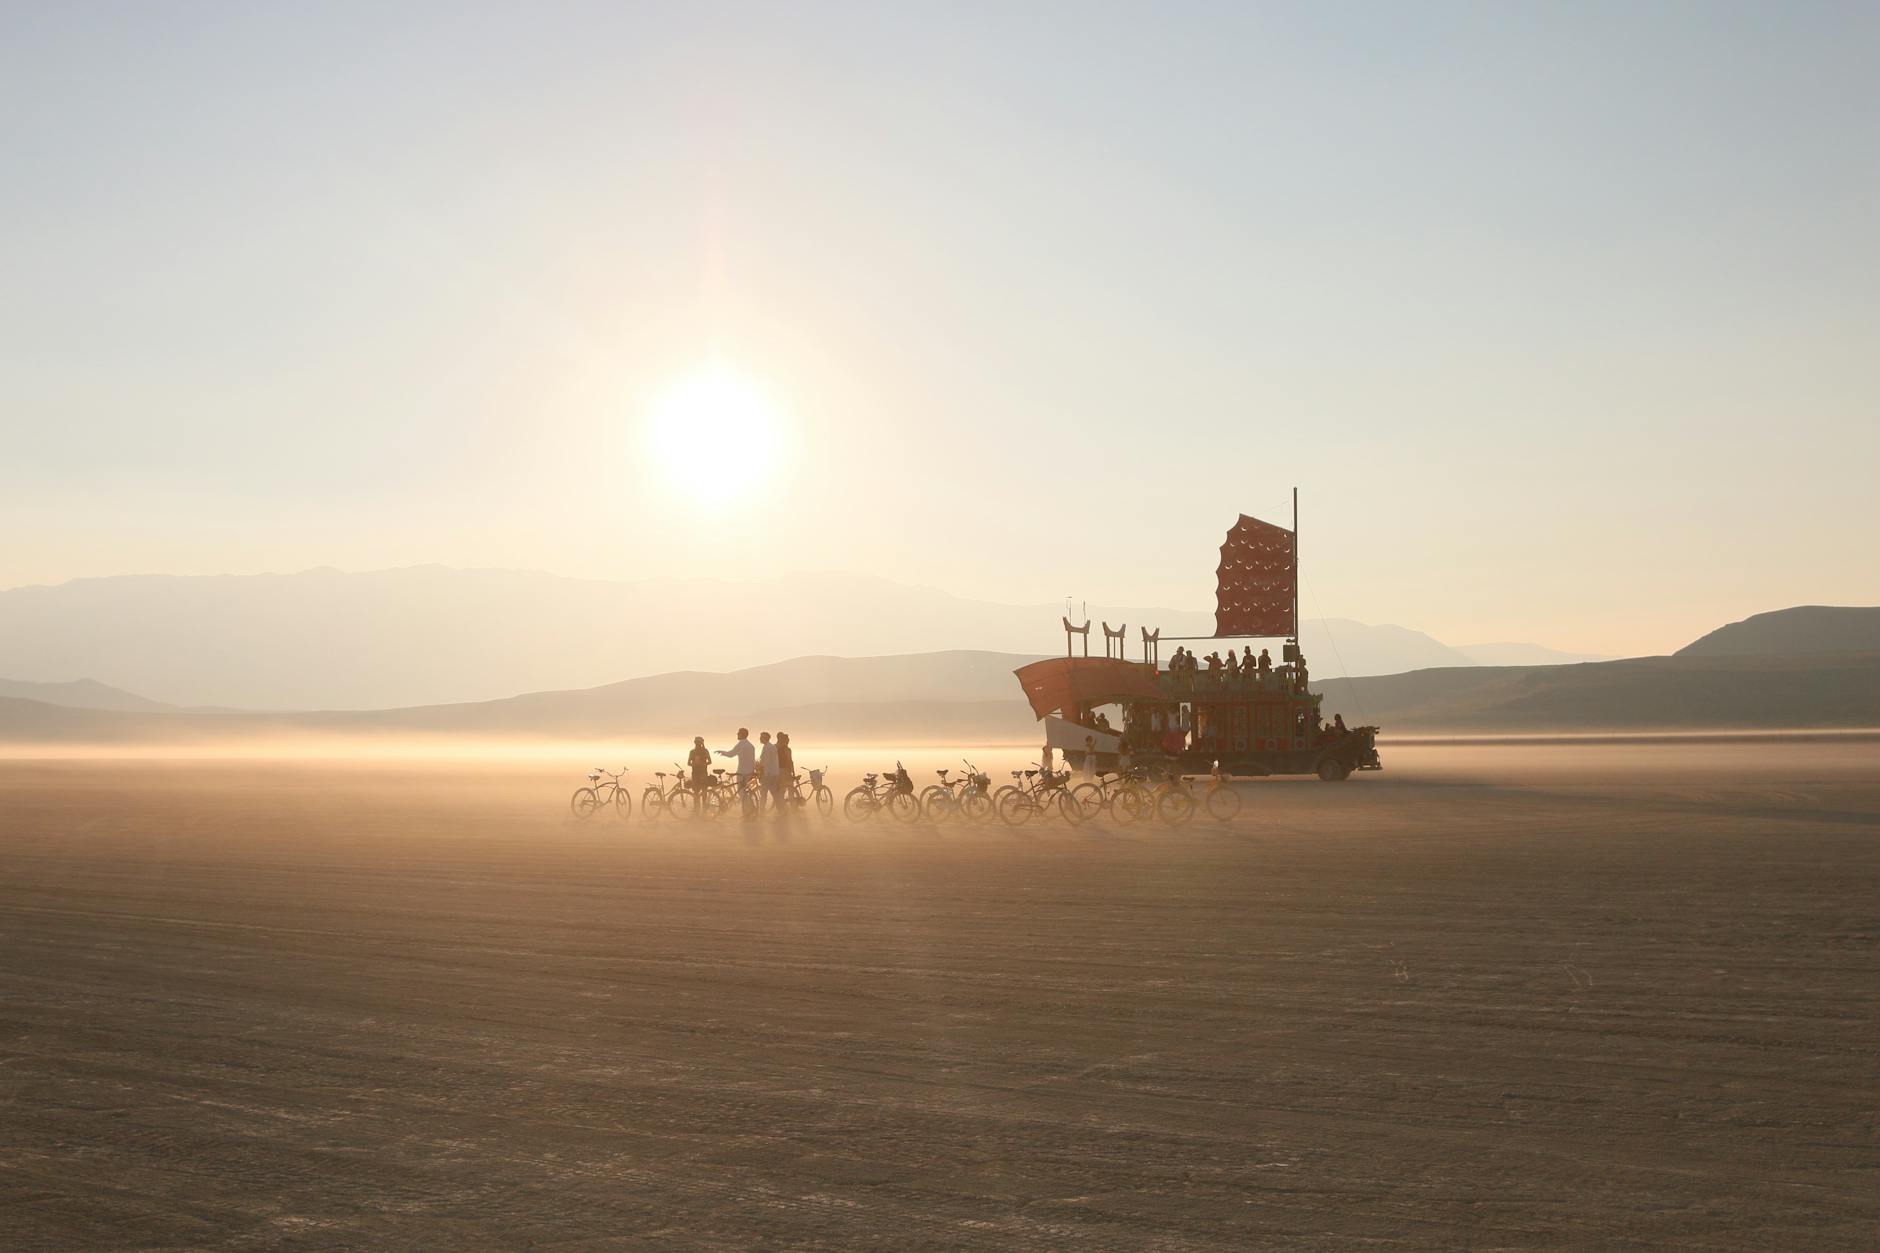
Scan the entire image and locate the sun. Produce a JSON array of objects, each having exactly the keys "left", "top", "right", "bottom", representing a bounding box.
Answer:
[{"left": 647, "top": 368, "right": 784, "bottom": 507}]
